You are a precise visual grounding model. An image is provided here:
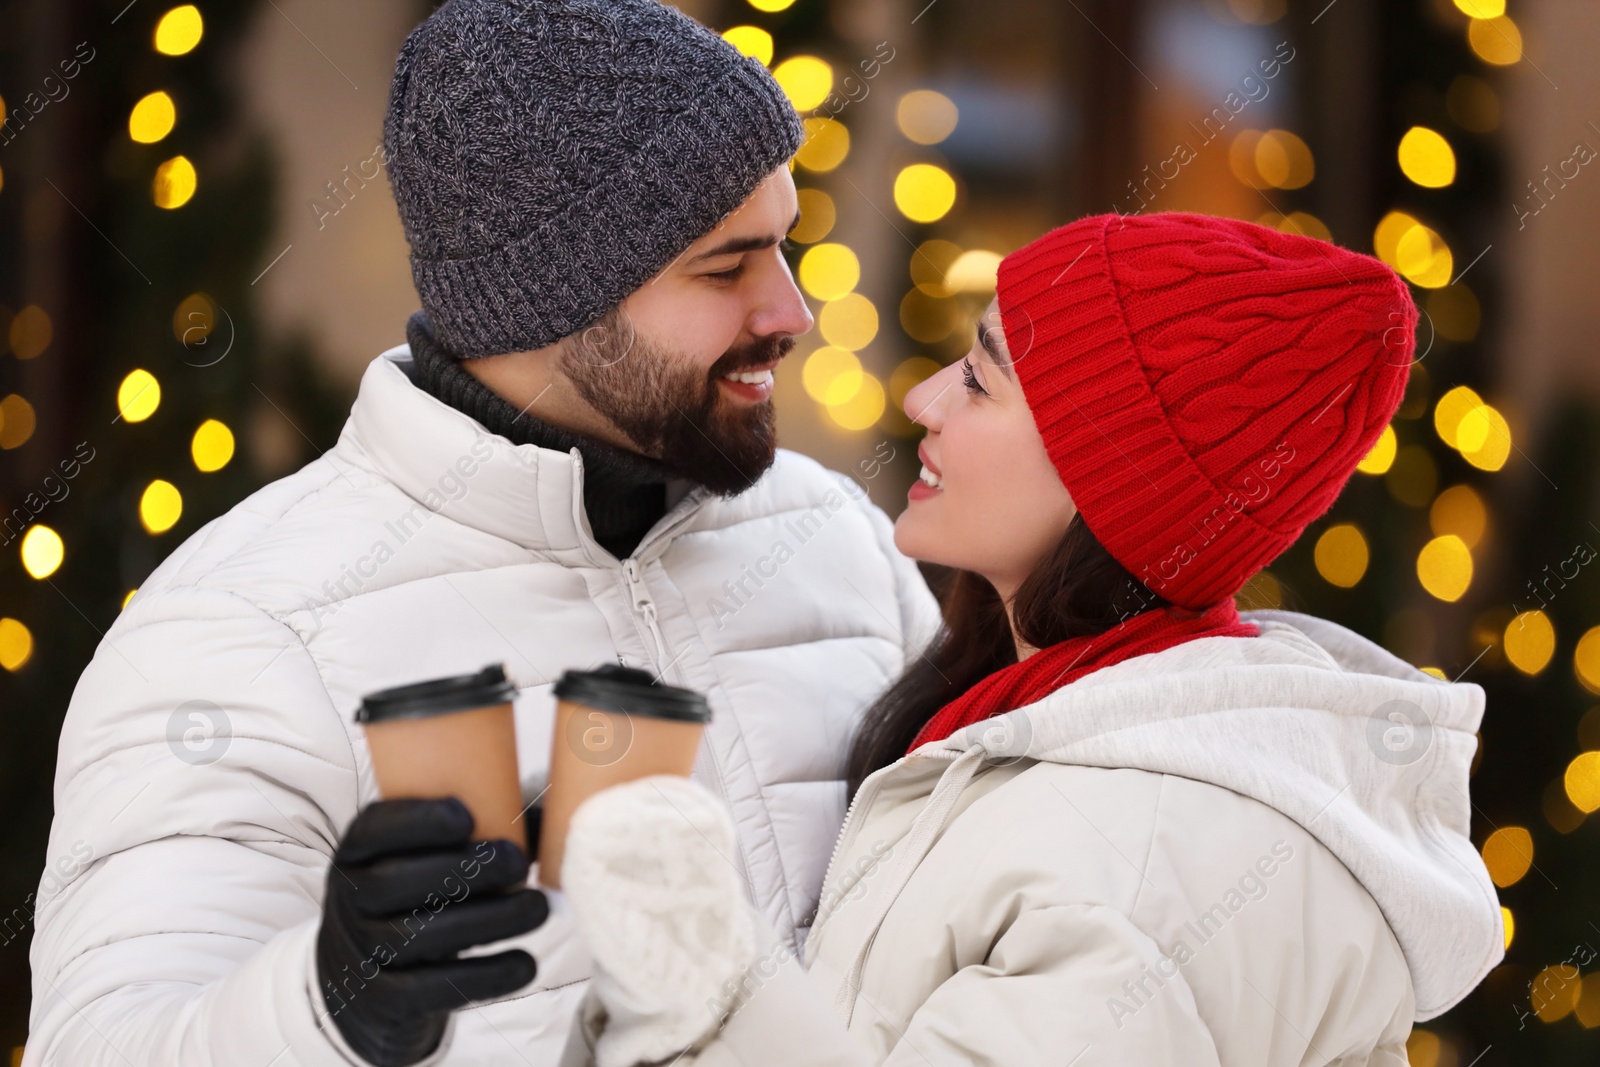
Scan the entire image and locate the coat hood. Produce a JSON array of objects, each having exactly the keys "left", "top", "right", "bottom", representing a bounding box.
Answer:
[{"left": 922, "top": 609, "right": 1502, "bottom": 1021}]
